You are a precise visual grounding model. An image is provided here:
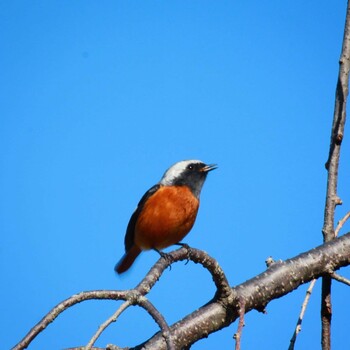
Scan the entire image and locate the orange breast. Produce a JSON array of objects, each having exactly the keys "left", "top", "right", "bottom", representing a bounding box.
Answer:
[{"left": 134, "top": 185, "right": 199, "bottom": 250}]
